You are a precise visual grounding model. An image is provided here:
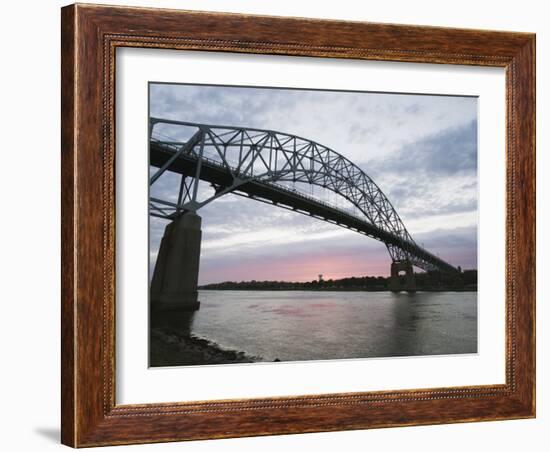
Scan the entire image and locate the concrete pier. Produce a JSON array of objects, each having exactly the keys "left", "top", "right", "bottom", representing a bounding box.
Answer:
[
  {"left": 389, "top": 261, "right": 416, "bottom": 292},
  {"left": 151, "top": 212, "right": 202, "bottom": 311}
]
